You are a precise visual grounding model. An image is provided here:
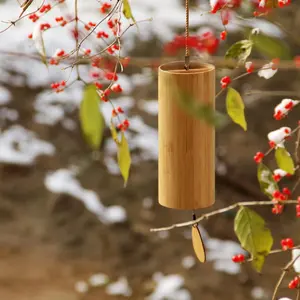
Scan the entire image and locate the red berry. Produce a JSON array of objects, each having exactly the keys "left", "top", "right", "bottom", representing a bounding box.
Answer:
[
  {"left": 220, "top": 31, "right": 227, "bottom": 41},
  {"left": 294, "top": 56, "right": 300, "bottom": 68},
  {"left": 272, "top": 190, "right": 281, "bottom": 199},
  {"left": 117, "top": 106, "right": 124, "bottom": 113},
  {"left": 286, "top": 238, "right": 294, "bottom": 248},
  {"left": 237, "top": 254, "right": 245, "bottom": 262},
  {"left": 289, "top": 279, "right": 297, "bottom": 289},
  {"left": 95, "top": 82, "right": 103, "bottom": 89},
  {"left": 269, "top": 141, "right": 276, "bottom": 148},
  {"left": 232, "top": 255, "right": 239, "bottom": 263},
  {"left": 254, "top": 152, "right": 264, "bottom": 163},
  {"left": 281, "top": 238, "right": 294, "bottom": 250},
  {"left": 282, "top": 187, "right": 291, "bottom": 197},
  {"left": 272, "top": 204, "right": 283, "bottom": 215}
]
